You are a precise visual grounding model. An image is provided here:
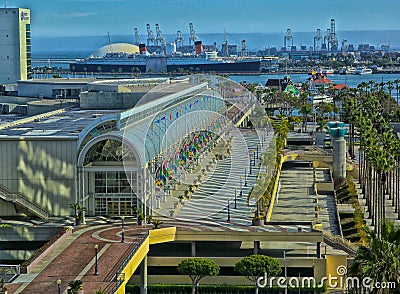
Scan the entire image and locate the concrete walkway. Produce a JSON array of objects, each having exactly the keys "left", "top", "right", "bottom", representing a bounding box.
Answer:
[{"left": 270, "top": 165, "right": 340, "bottom": 235}]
